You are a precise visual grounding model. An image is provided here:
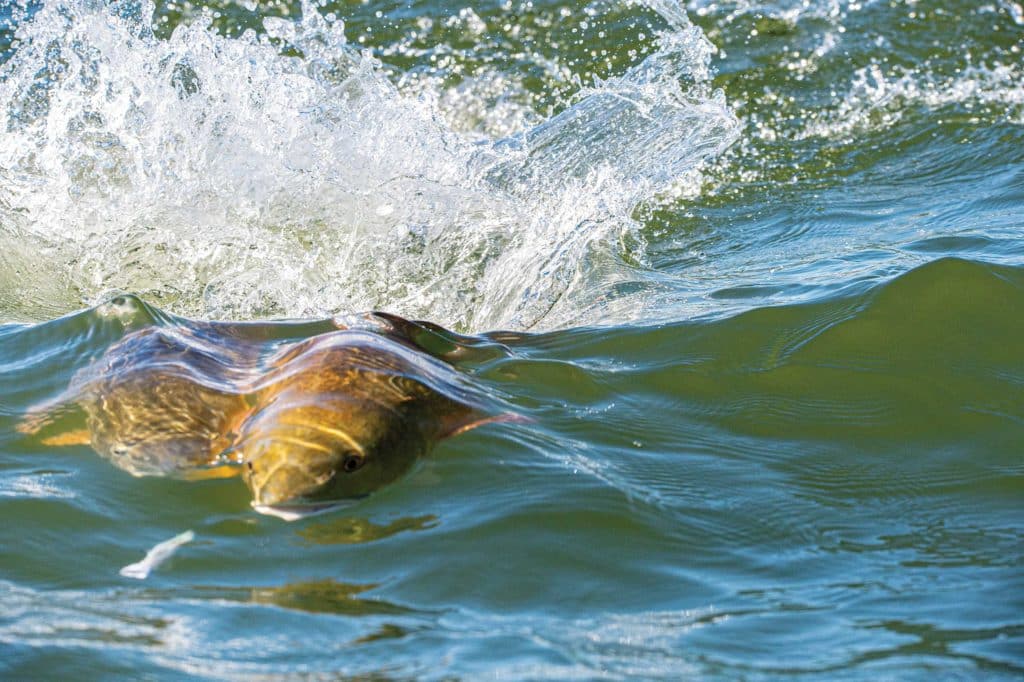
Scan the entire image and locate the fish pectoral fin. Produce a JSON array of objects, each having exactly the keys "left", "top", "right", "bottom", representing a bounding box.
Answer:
[
  {"left": 440, "top": 410, "right": 533, "bottom": 439},
  {"left": 40, "top": 429, "right": 92, "bottom": 447},
  {"left": 181, "top": 463, "right": 246, "bottom": 481}
]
